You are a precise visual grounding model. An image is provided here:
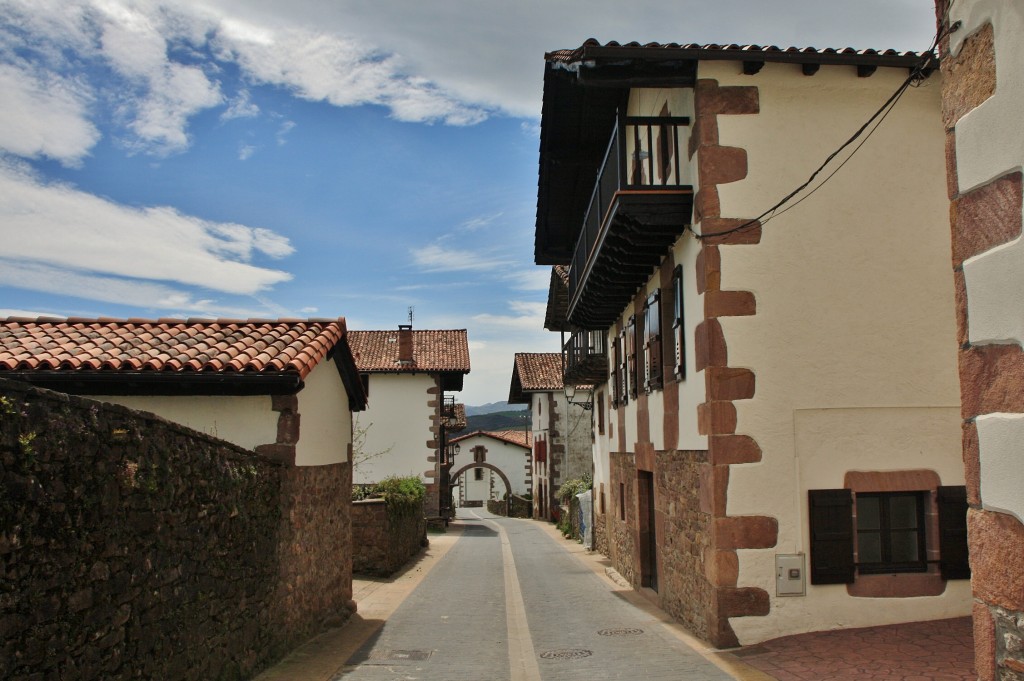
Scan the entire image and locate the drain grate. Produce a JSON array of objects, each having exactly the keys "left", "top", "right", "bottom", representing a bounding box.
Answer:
[
  {"left": 540, "top": 649, "right": 593, "bottom": 660},
  {"left": 598, "top": 628, "right": 644, "bottom": 637},
  {"left": 368, "top": 649, "right": 433, "bottom": 661}
]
